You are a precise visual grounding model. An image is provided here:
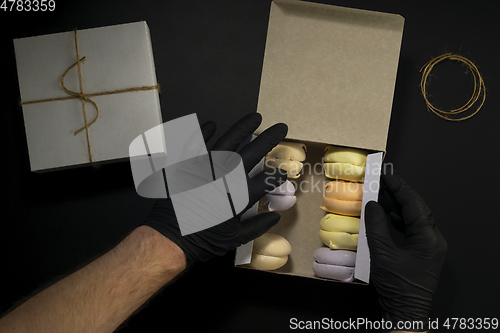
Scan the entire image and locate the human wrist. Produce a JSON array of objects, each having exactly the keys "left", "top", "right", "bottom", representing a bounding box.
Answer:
[{"left": 134, "top": 225, "right": 187, "bottom": 277}]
